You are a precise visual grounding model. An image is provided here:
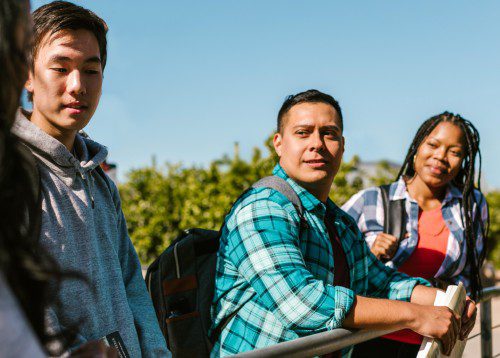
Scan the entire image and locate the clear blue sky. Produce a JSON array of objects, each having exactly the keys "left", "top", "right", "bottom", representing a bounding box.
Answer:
[{"left": 31, "top": 0, "right": 500, "bottom": 188}]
